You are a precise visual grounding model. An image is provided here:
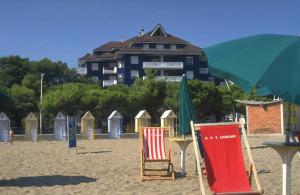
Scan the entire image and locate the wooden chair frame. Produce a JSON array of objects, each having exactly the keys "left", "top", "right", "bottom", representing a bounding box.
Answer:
[
  {"left": 190, "top": 121, "right": 263, "bottom": 195},
  {"left": 140, "top": 127, "right": 175, "bottom": 181}
]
